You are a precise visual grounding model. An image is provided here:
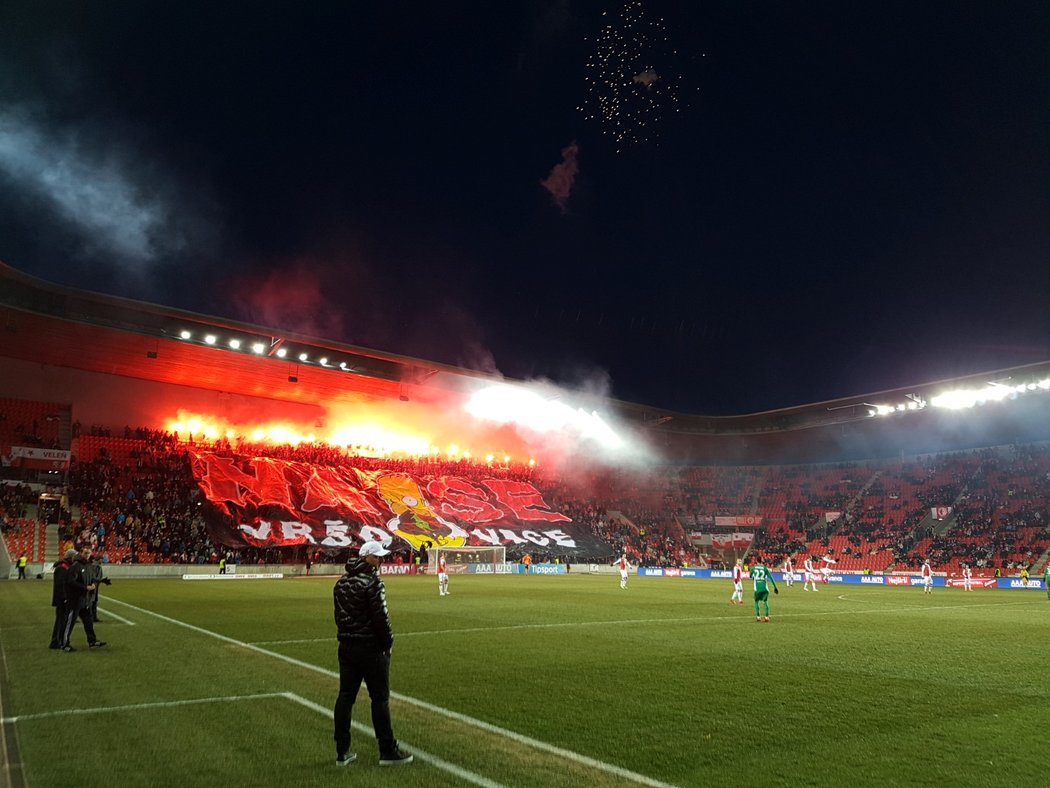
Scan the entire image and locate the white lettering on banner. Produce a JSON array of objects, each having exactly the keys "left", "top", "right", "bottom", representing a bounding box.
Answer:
[
  {"left": 239, "top": 522, "right": 271, "bottom": 541},
  {"left": 281, "top": 521, "right": 314, "bottom": 543},
  {"left": 498, "top": 529, "right": 527, "bottom": 545},
  {"left": 860, "top": 576, "right": 885, "bottom": 584},
  {"left": 321, "top": 521, "right": 352, "bottom": 547},
  {"left": 530, "top": 565, "right": 561, "bottom": 574},
  {"left": 358, "top": 525, "right": 393, "bottom": 544},
  {"left": 470, "top": 528, "right": 501, "bottom": 546},
  {"left": 710, "top": 570, "right": 733, "bottom": 579},
  {"left": 521, "top": 530, "right": 550, "bottom": 547},
  {"left": 543, "top": 529, "right": 576, "bottom": 548}
]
